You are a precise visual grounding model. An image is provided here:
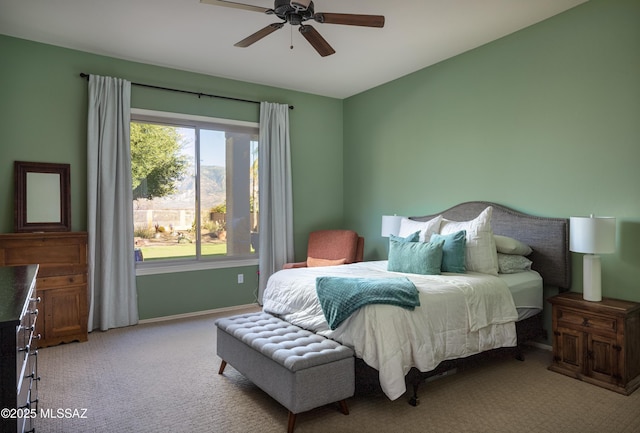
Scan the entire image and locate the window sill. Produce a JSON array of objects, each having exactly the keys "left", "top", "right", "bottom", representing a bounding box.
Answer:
[{"left": 135, "top": 257, "right": 259, "bottom": 276}]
